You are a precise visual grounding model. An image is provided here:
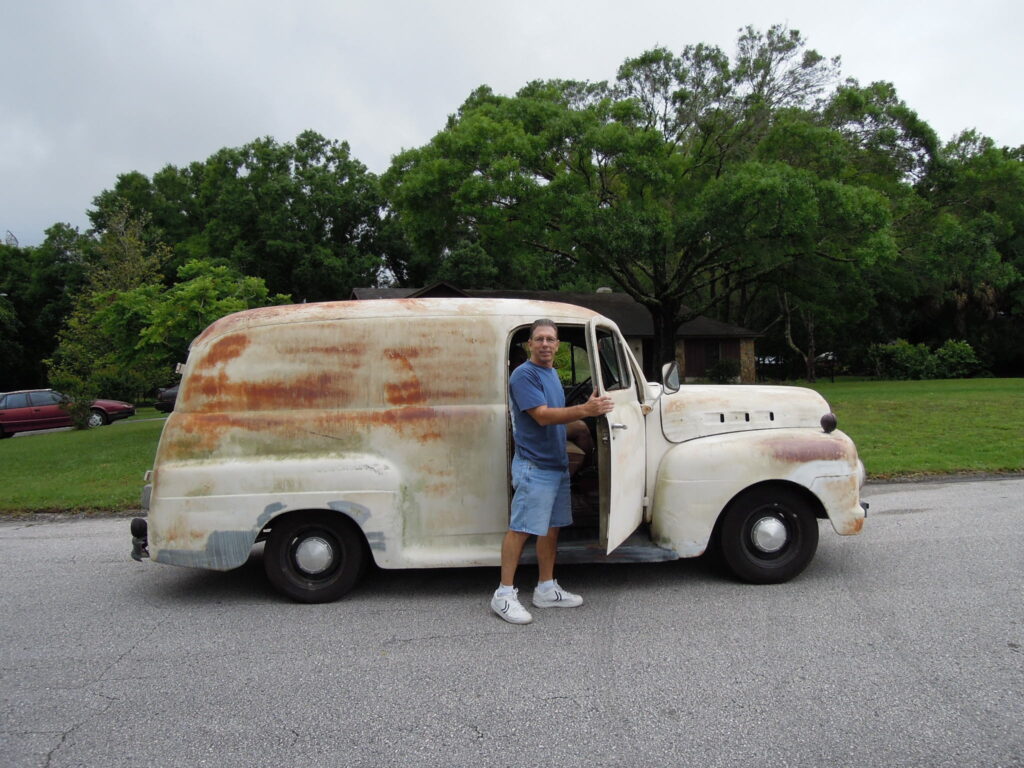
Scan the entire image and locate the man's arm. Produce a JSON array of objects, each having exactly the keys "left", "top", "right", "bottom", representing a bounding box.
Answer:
[{"left": 526, "top": 391, "right": 615, "bottom": 426}]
